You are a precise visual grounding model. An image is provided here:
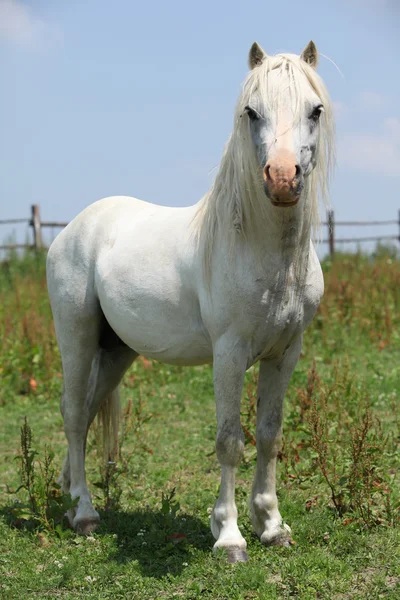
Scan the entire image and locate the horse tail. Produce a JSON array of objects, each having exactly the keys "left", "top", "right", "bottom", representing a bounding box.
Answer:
[{"left": 97, "top": 387, "right": 121, "bottom": 465}]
